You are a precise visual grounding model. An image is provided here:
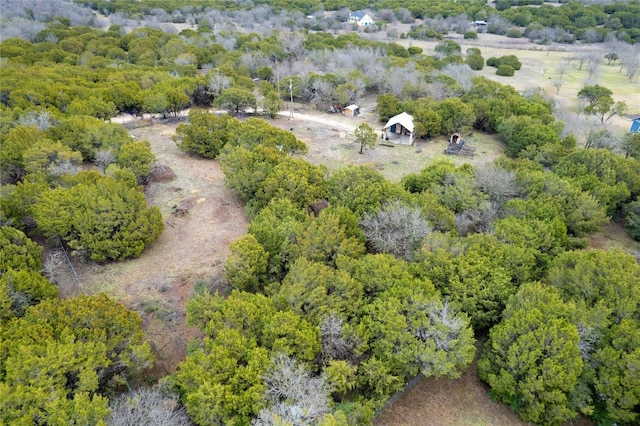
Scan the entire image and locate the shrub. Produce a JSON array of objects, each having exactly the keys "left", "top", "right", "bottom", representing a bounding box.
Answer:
[
  {"left": 463, "top": 31, "right": 477, "bottom": 39},
  {"left": 487, "top": 55, "right": 521, "bottom": 71},
  {"left": 496, "top": 65, "right": 515, "bottom": 76},
  {"left": 486, "top": 56, "right": 500, "bottom": 67},
  {"left": 500, "top": 54, "right": 522, "bottom": 70},
  {"left": 506, "top": 28, "right": 522, "bottom": 38},
  {"left": 466, "top": 54, "right": 484, "bottom": 70}
]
